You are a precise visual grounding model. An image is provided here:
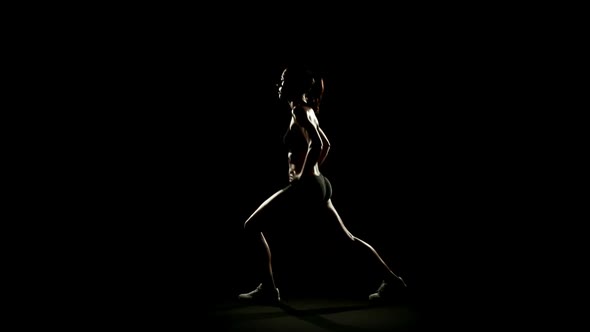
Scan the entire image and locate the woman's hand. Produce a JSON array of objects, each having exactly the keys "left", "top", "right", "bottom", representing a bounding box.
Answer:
[
  {"left": 288, "top": 157, "right": 299, "bottom": 183},
  {"left": 288, "top": 169, "right": 300, "bottom": 183}
]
